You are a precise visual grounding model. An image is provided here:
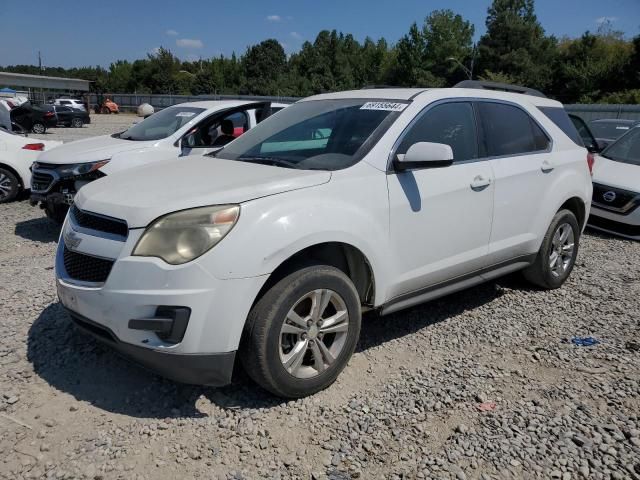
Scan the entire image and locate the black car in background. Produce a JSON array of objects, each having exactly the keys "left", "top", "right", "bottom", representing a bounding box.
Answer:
[
  {"left": 10, "top": 103, "right": 57, "bottom": 134},
  {"left": 590, "top": 119, "right": 640, "bottom": 148},
  {"left": 52, "top": 105, "right": 90, "bottom": 128}
]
